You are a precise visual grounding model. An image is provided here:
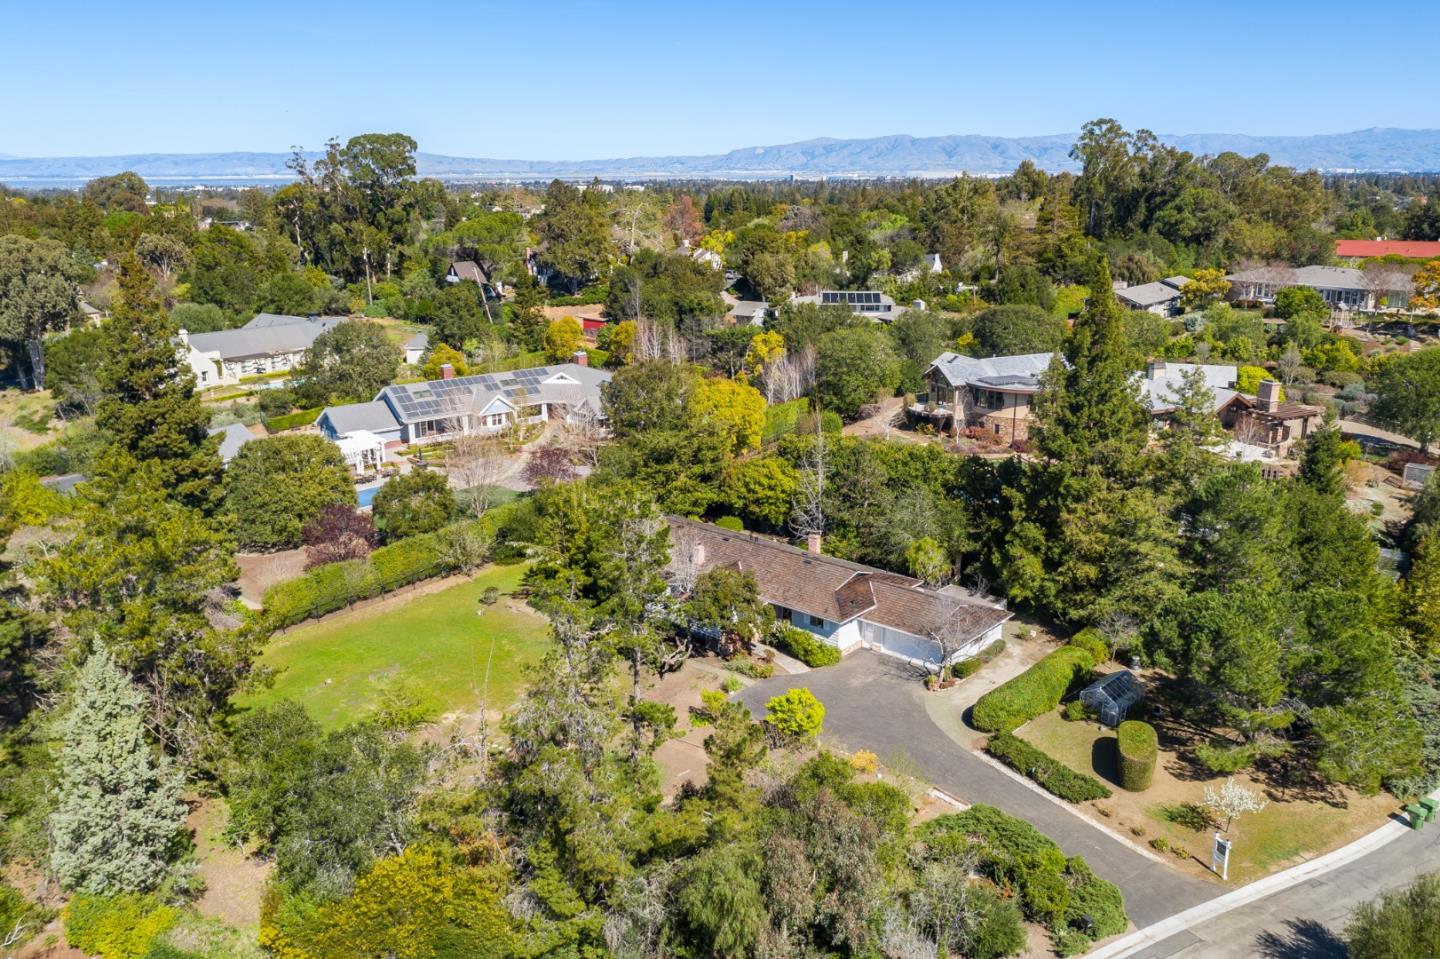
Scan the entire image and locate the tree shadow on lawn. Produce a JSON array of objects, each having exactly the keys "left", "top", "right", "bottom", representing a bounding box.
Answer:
[{"left": 1255, "top": 918, "right": 1347, "bottom": 959}]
